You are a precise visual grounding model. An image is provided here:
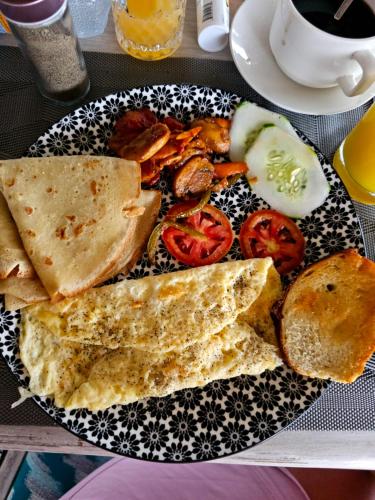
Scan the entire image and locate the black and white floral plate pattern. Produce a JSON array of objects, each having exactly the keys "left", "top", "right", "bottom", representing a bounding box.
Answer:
[{"left": 0, "top": 85, "right": 364, "bottom": 462}]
